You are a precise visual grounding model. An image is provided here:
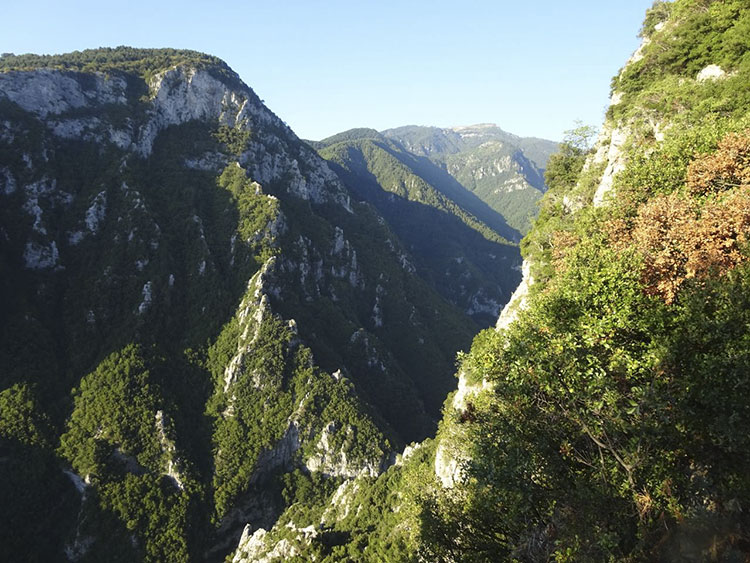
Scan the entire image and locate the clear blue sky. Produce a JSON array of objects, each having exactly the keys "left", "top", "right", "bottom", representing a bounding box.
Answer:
[{"left": 4, "top": 0, "right": 655, "bottom": 142}]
